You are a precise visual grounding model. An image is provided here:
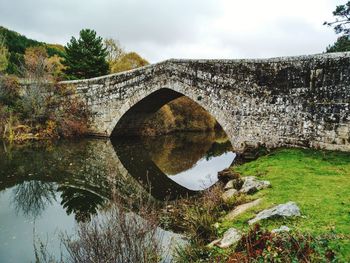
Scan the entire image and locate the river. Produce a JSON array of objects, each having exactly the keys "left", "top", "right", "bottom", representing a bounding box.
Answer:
[{"left": 0, "top": 131, "right": 235, "bottom": 262}]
